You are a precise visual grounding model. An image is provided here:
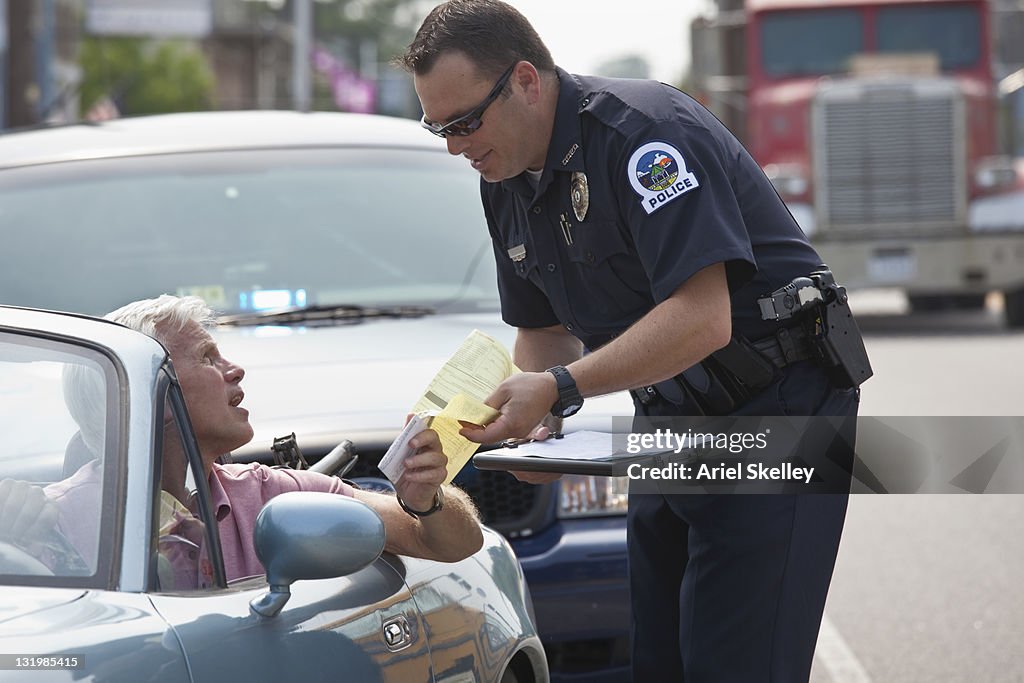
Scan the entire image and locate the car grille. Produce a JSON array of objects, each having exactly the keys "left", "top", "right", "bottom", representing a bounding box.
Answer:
[
  {"left": 813, "top": 79, "right": 966, "bottom": 237},
  {"left": 339, "top": 449, "right": 547, "bottom": 535},
  {"left": 457, "top": 470, "right": 540, "bottom": 528}
]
